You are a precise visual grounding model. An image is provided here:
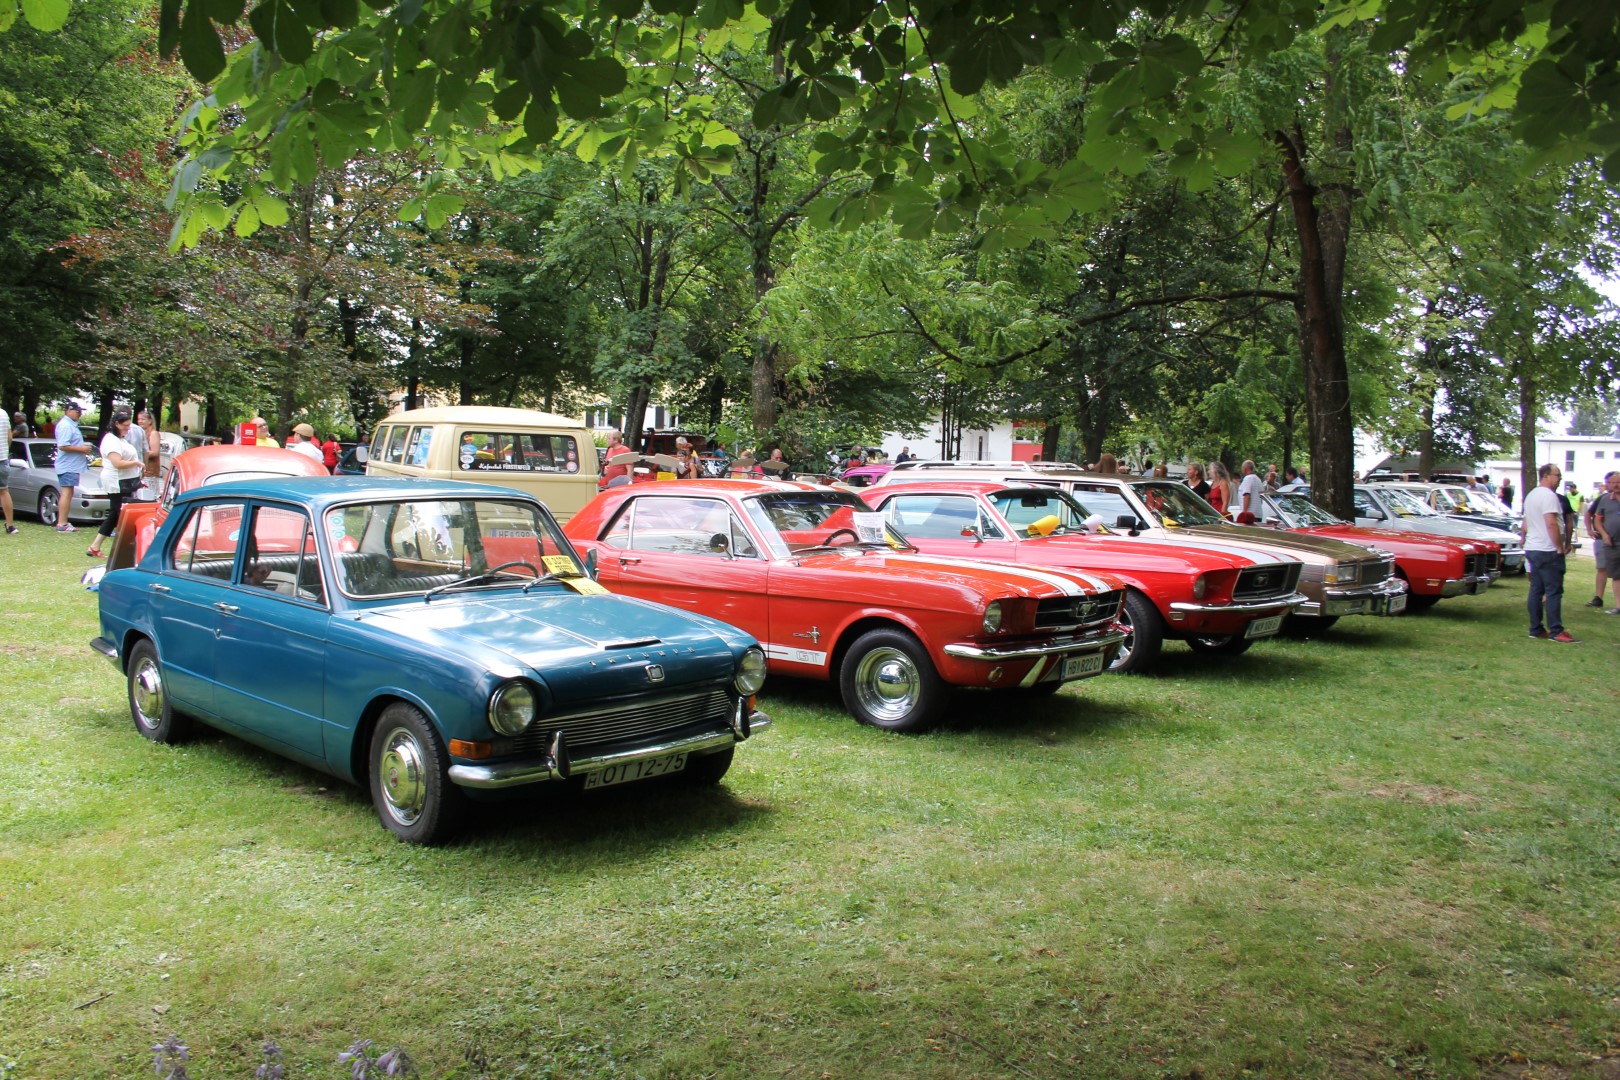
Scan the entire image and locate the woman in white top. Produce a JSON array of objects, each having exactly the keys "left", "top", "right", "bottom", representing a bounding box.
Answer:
[{"left": 86, "top": 412, "right": 142, "bottom": 557}]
